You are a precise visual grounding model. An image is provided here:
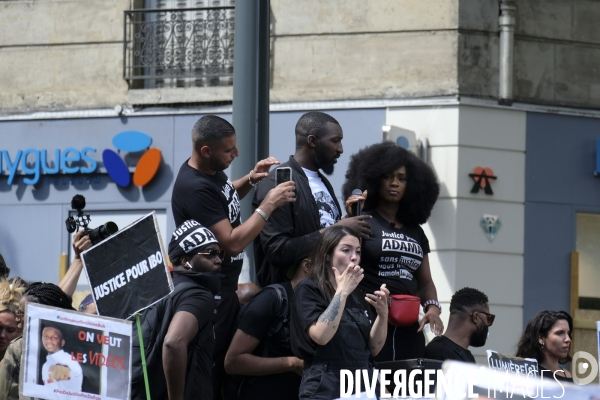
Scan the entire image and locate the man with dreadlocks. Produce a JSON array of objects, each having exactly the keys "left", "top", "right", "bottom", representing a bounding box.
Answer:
[{"left": 0, "top": 282, "right": 75, "bottom": 400}]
